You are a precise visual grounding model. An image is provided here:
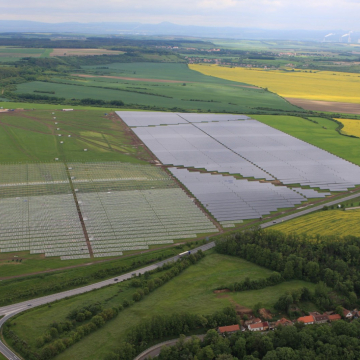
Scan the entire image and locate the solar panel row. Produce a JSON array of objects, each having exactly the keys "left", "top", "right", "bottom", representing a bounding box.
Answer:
[
  {"left": 117, "top": 111, "right": 360, "bottom": 192},
  {"left": 169, "top": 168, "right": 310, "bottom": 223}
]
